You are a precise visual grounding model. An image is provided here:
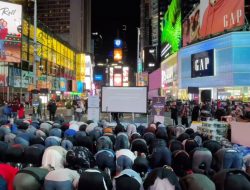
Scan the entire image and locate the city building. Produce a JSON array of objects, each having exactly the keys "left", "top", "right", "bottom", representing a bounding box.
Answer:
[
  {"left": 29, "top": 0, "right": 91, "bottom": 53},
  {"left": 0, "top": 1, "right": 90, "bottom": 102},
  {"left": 164, "top": 0, "right": 250, "bottom": 102},
  {"left": 138, "top": 0, "right": 169, "bottom": 73}
]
